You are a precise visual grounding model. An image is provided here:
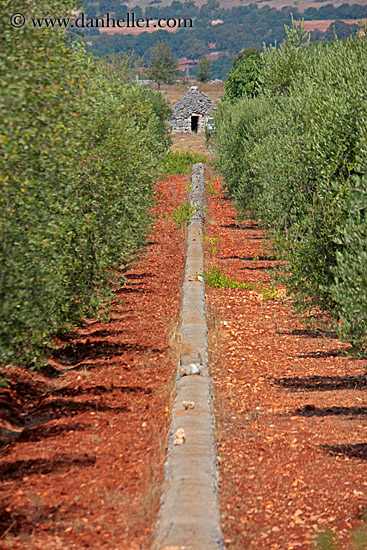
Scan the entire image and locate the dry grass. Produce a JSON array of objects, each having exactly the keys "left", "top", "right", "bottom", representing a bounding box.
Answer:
[
  {"left": 170, "top": 132, "right": 209, "bottom": 156},
  {"left": 296, "top": 18, "right": 367, "bottom": 32},
  {"left": 154, "top": 81, "right": 225, "bottom": 108},
  {"left": 204, "top": 162, "right": 221, "bottom": 183}
]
